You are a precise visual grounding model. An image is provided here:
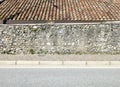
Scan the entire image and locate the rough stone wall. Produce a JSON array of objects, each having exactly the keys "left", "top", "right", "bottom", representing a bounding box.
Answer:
[{"left": 0, "top": 23, "right": 120, "bottom": 54}]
